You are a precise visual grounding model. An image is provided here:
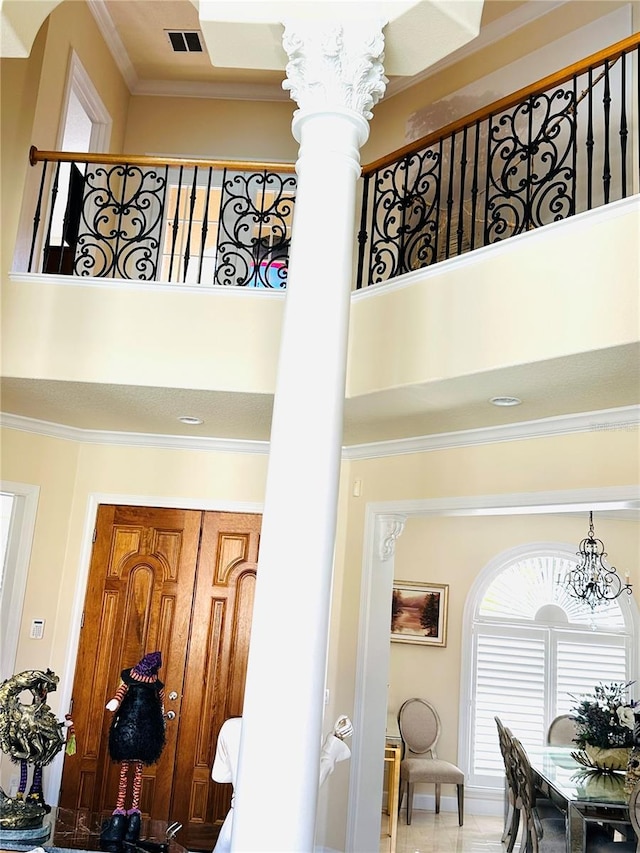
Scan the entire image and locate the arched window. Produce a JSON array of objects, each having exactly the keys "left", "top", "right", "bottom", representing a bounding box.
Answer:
[{"left": 460, "top": 543, "right": 636, "bottom": 790}]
